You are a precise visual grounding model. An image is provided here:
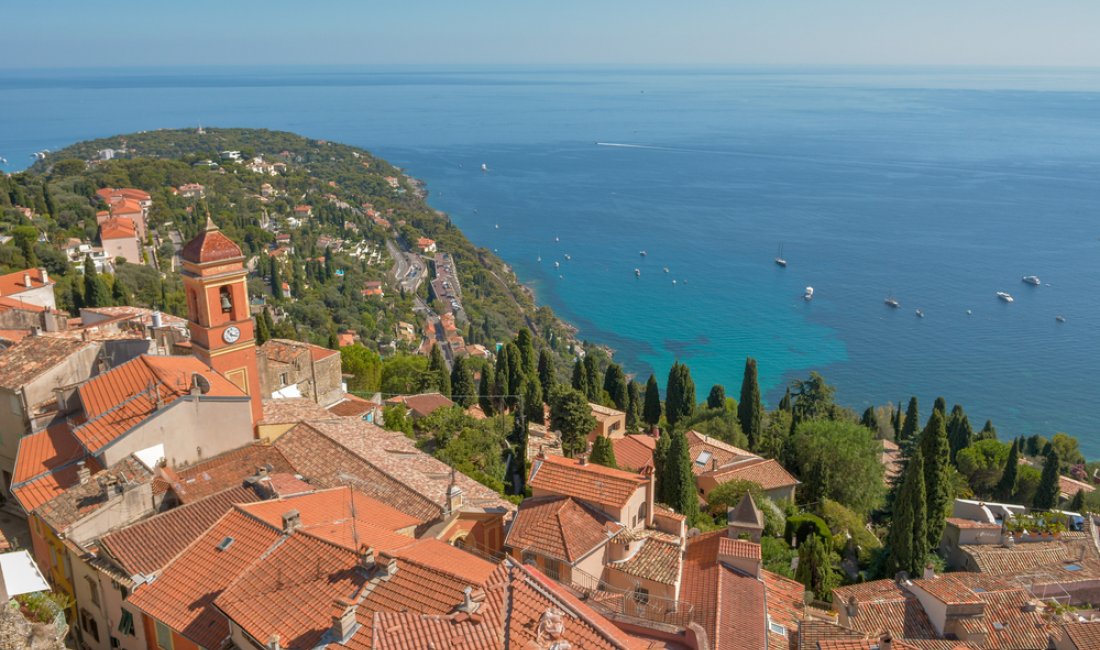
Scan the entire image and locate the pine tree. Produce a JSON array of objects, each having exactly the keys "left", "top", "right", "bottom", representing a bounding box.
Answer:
[
  {"left": 603, "top": 363, "right": 628, "bottom": 410},
  {"left": 450, "top": 356, "right": 477, "bottom": 407},
  {"left": 665, "top": 431, "right": 699, "bottom": 522},
  {"left": 665, "top": 362, "right": 696, "bottom": 430},
  {"left": 478, "top": 366, "right": 495, "bottom": 417},
  {"left": 571, "top": 359, "right": 588, "bottom": 396},
  {"left": 83, "top": 255, "right": 109, "bottom": 308},
  {"left": 738, "top": 357, "right": 763, "bottom": 450},
  {"left": 888, "top": 448, "right": 928, "bottom": 578},
  {"left": 626, "top": 380, "right": 642, "bottom": 431},
  {"left": 654, "top": 431, "right": 671, "bottom": 504},
  {"left": 900, "top": 397, "right": 920, "bottom": 443},
  {"left": 1034, "top": 448, "right": 1062, "bottom": 510},
  {"left": 428, "top": 345, "right": 451, "bottom": 398},
  {"left": 1070, "top": 489, "right": 1086, "bottom": 513},
  {"left": 861, "top": 406, "right": 879, "bottom": 433},
  {"left": 537, "top": 349, "right": 556, "bottom": 398},
  {"left": 778, "top": 386, "right": 792, "bottom": 412},
  {"left": 946, "top": 404, "right": 973, "bottom": 463},
  {"left": 706, "top": 384, "right": 726, "bottom": 410},
  {"left": 515, "top": 328, "right": 536, "bottom": 376},
  {"left": 583, "top": 355, "right": 601, "bottom": 401},
  {"left": 590, "top": 434, "right": 618, "bottom": 469},
  {"left": 643, "top": 374, "right": 662, "bottom": 428},
  {"left": 255, "top": 308, "right": 271, "bottom": 345},
  {"left": 995, "top": 440, "right": 1019, "bottom": 501},
  {"left": 919, "top": 410, "right": 952, "bottom": 549}
]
